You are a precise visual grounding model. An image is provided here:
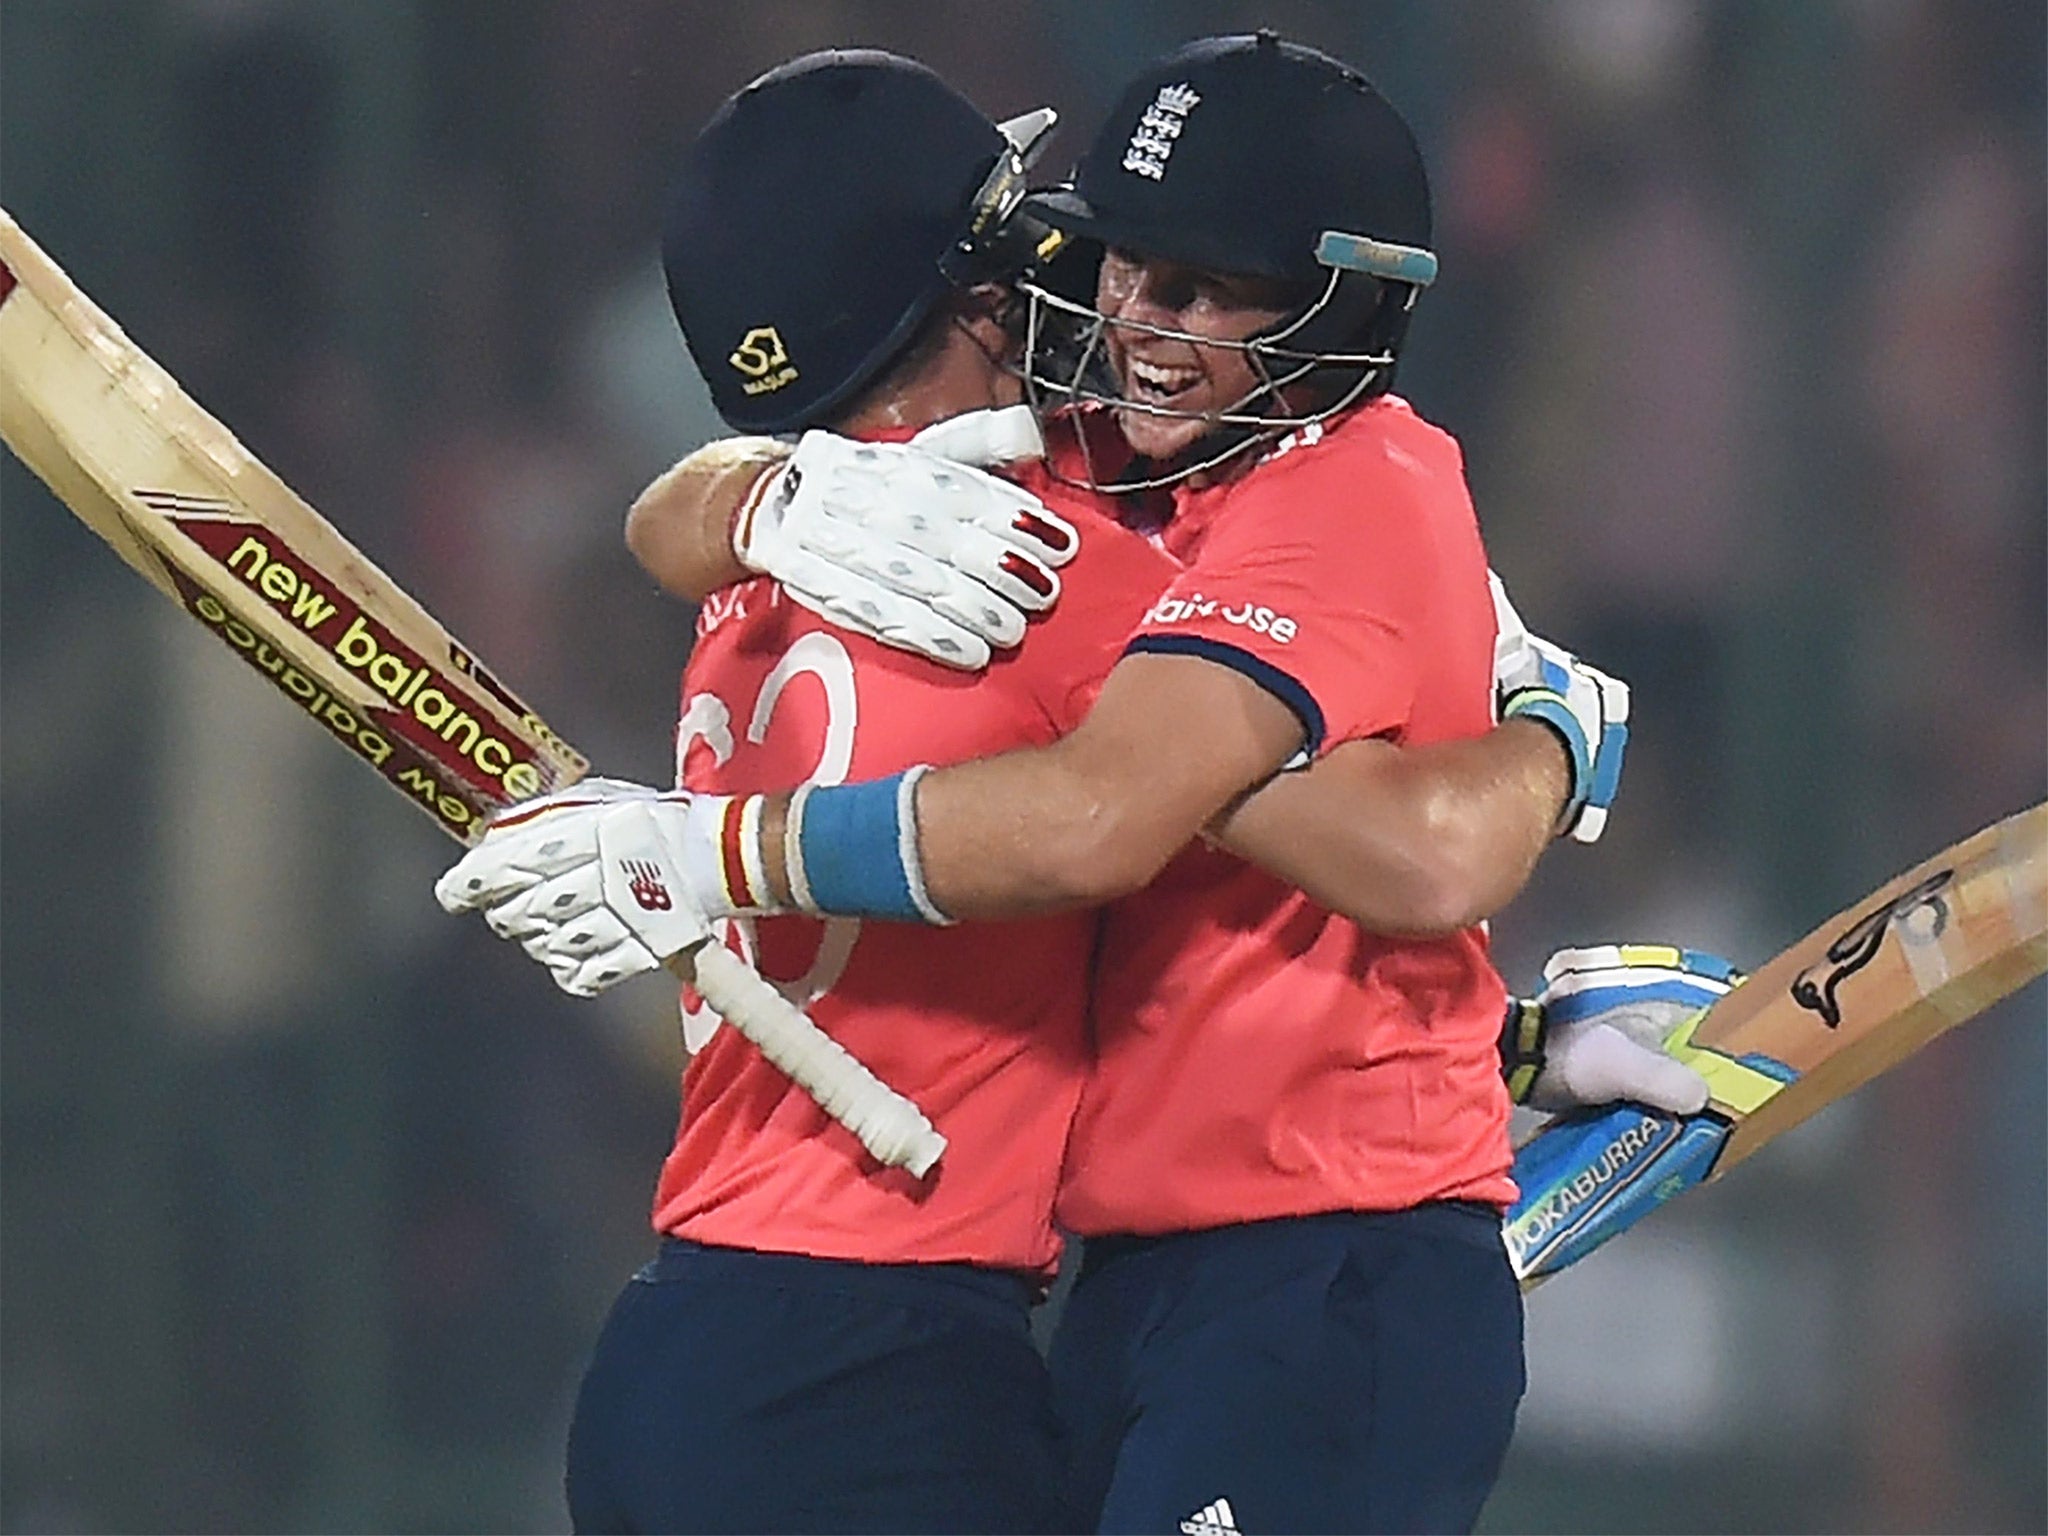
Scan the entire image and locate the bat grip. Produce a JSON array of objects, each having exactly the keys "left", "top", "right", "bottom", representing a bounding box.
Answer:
[{"left": 678, "top": 943, "right": 946, "bottom": 1177}]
